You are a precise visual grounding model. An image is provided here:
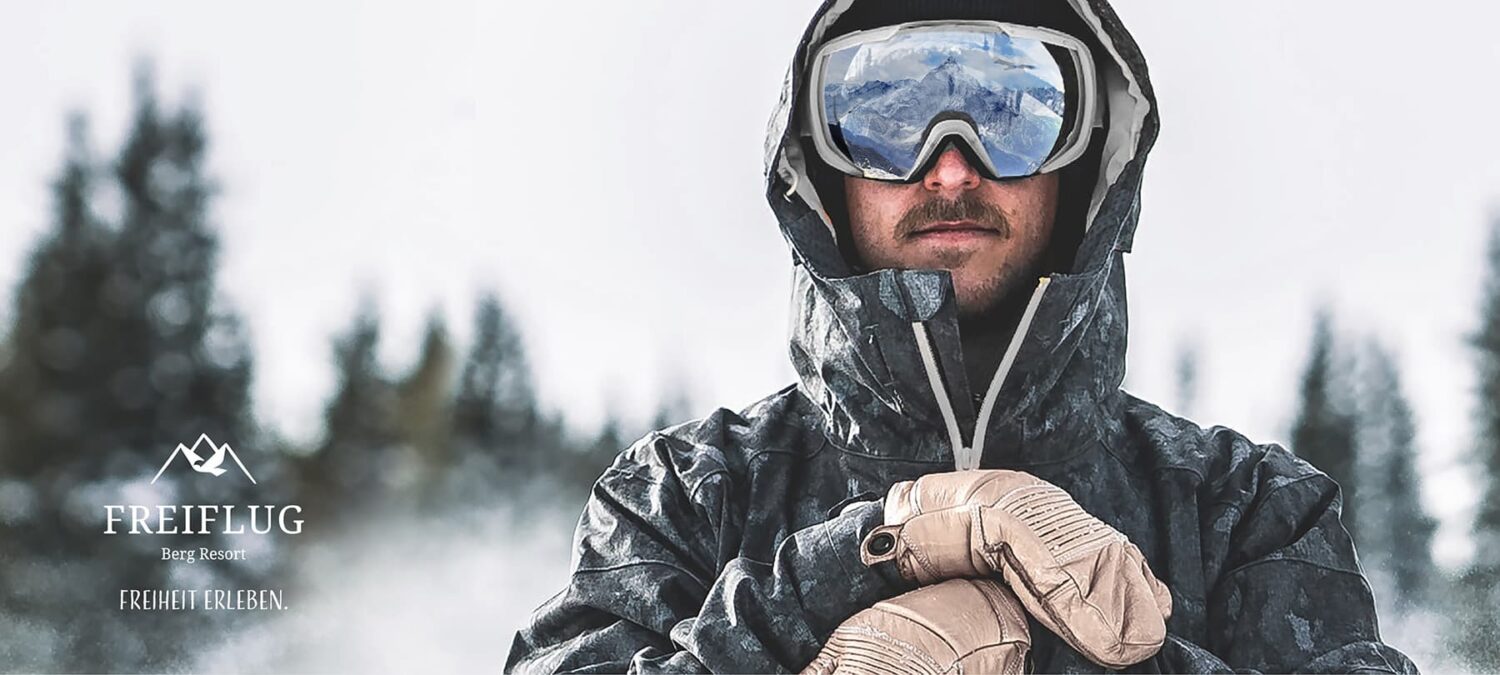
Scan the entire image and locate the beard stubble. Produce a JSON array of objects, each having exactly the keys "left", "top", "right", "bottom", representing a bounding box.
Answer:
[{"left": 896, "top": 193, "right": 1026, "bottom": 316}]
